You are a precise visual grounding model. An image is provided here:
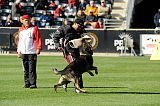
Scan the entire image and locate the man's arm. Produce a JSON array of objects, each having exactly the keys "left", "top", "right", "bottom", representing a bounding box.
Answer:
[
  {"left": 33, "top": 26, "right": 42, "bottom": 54},
  {"left": 53, "top": 27, "right": 65, "bottom": 50}
]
